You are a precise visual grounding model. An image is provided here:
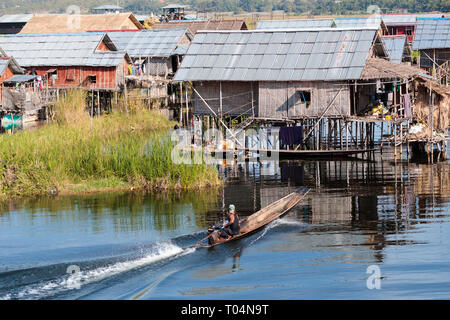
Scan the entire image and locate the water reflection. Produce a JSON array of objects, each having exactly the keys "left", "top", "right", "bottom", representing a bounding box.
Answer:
[
  {"left": 0, "top": 148, "right": 449, "bottom": 299},
  {"left": 0, "top": 189, "right": 220, "bottom": 235},
  {"left": 218, "top": 150, "right": 449, "bottom": 264}
]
